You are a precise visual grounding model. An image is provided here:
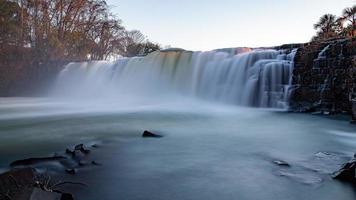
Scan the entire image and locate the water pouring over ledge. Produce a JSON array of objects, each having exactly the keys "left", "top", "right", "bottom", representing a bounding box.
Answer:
[{"left": 52, "top": 48, "right": 297, "bottom": 109}]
